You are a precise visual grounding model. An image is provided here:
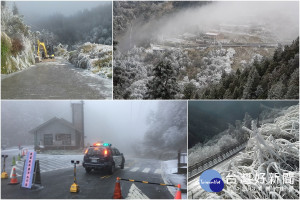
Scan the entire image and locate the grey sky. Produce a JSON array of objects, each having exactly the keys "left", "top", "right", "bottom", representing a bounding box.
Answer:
[
  {"left": 9, "top": 1, "right": 111, "bottom": 26},
  {"left": 119, "top": 1, "right": 299, "bottom": 50},
  {"left": 1, "top": 100, "right": 158, "bottom": 154}
]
